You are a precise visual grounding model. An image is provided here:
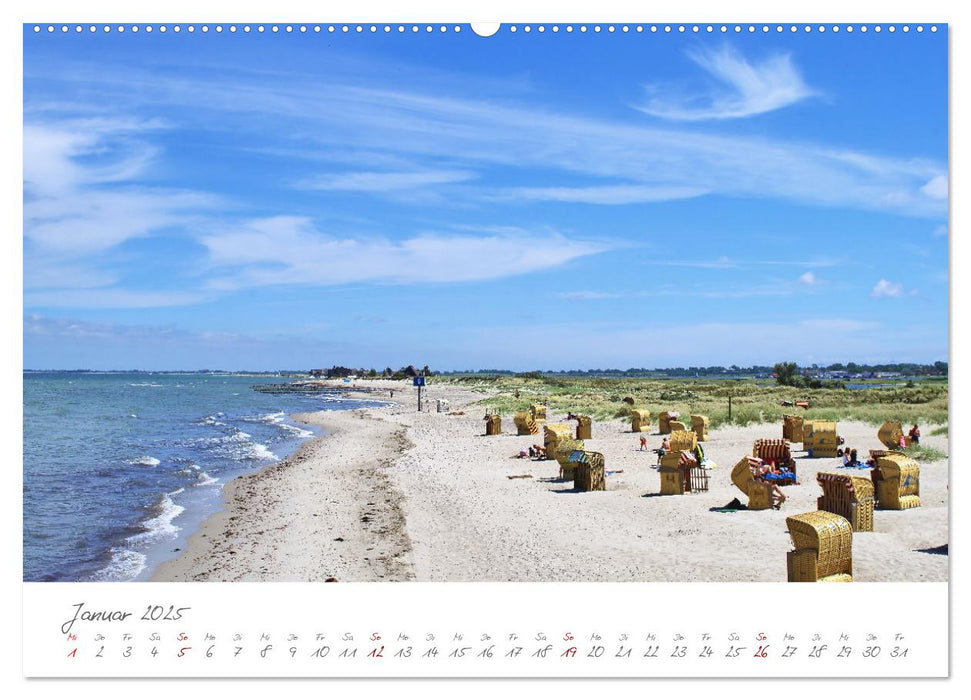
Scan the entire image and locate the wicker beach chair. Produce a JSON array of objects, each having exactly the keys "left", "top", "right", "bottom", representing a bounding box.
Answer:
[
  {"left": 691, "top": 414, "right": 709, "bottom": 442},
  {"left": 785, "top": 511, "right": 853, "bottom": 582},
  {"left": 752, "top": 438, "right": 797, "bottom": 485},
  {"left": 514, "top": 411, "right": 539, "bottom": 435},
  {"left": 730, "top": 457, "right": 773, "bottom": 510},
  {"left": 816, "top": 473, "right": 875, "bottom": 532},
  {"left": 871, "top": 452, "right": 920, "bottom": 510},
  {"left": 631, "top": 409, "right": 651, "bottom": 433},
  {"left": 575, "top": 415, "right": 593, "bottom": 440},
  {"left": 658, "top": 411, "right": 680, "bottom": 434},
  {"left": 803, "top": 420, "right": 839, "bottom": 457},
  {"left": 659, "top": 450, "right": 709, "bottom": 495},
  {"left": 783, "top": 415, "right": 804, "bottom": 443},
  {"left": 877, "top": 421, "right": 912, "bottom": 449},
  {"left": 544, "top": 424, "right": 574, "bottom": 462},
  {"left": 568, "top": 449, "right": 606, "bottom": 492},
  {"left": 484, "top": 413, "right": 502, "bottom": 436},
  {"left": 669, "top": 429, "right": 698, "bottom": 452},
  {"left": 555, "top": 438, "right": 586, "bottom": 479},
  {"left": 530, "top": 404, "right": 547, "bottom": 424}
]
